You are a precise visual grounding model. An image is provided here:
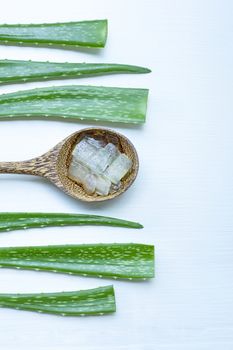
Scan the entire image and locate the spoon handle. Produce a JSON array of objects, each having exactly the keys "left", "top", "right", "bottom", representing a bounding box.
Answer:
[{"left": 0, "top": 155, "right": 53, "bottom": 177}]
